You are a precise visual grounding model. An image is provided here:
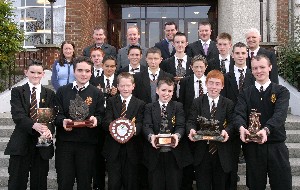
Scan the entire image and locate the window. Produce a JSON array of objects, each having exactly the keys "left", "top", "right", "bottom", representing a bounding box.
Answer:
[{"left": 11, "top": 0, "right": 66, "bottom": 48}]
